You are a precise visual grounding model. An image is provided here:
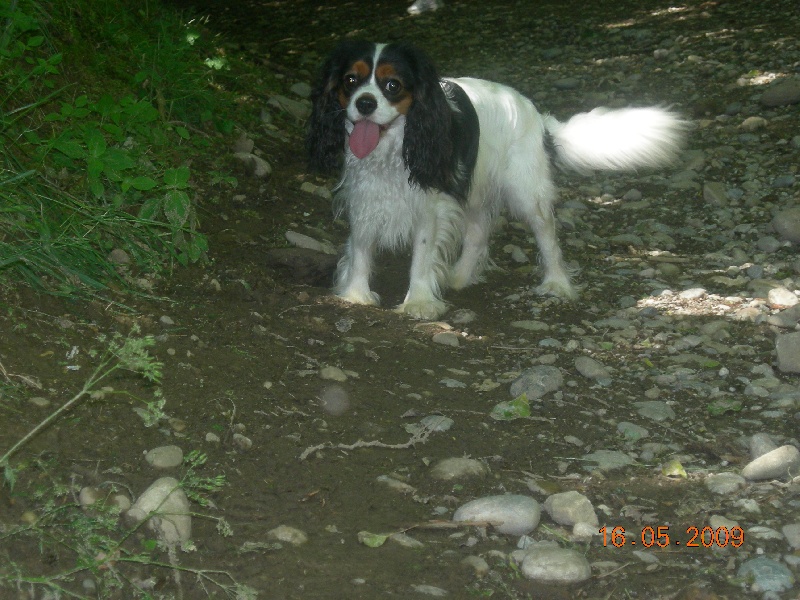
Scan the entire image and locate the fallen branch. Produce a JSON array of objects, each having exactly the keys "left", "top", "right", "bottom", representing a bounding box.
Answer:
[{"left": 299, "top": 426, "right": 434, "bottom": 460}]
